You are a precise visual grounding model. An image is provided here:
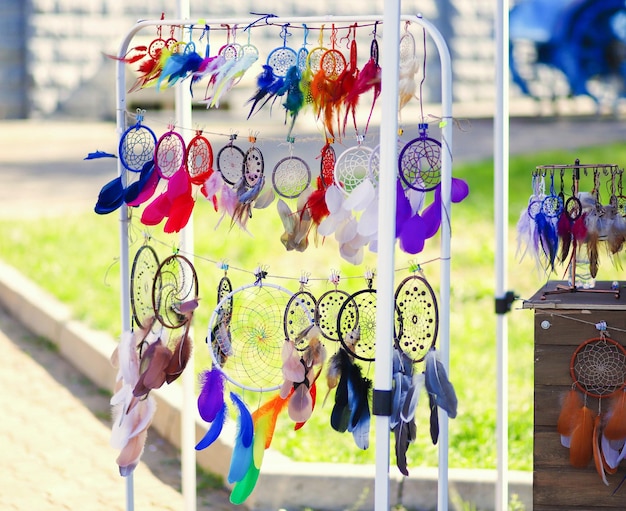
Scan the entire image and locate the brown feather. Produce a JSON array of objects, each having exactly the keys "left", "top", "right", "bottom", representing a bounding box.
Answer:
[
  {"left": 604, "top": 390, "right": 626, "bottom": 440},
  {"left": 592, "top": 415, "right": 609, "bottom": 485},
  {"left": 557, "top": 389, "right": 583, "bottom": 436},
  {"left": 569, "top": 405, "right": 595, "bottom": 468}
]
